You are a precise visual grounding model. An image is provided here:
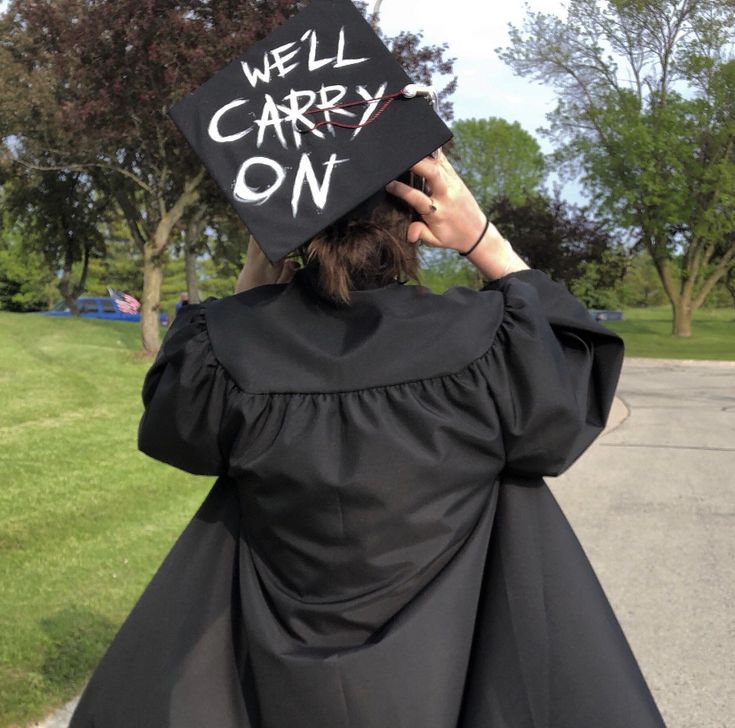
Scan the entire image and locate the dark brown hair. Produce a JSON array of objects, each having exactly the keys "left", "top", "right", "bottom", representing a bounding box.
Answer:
[{"left": 297, "top": 195, "right": 421, "bottom": 305}]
